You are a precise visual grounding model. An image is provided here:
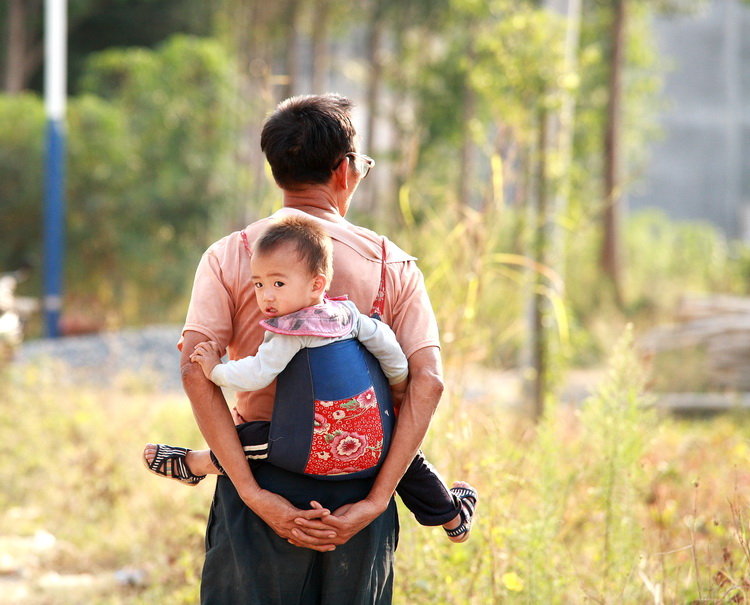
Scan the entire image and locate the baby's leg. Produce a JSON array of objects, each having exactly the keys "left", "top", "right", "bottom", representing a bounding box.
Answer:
[
  {"left": 396, "top": 452, "right": 478, "bottom": 543},
  {"left": 190, "top": 421, "right": 271, "bottom": 475},
  {"left": 143, "top": 422, "right": 270, "bottom": 482}
]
